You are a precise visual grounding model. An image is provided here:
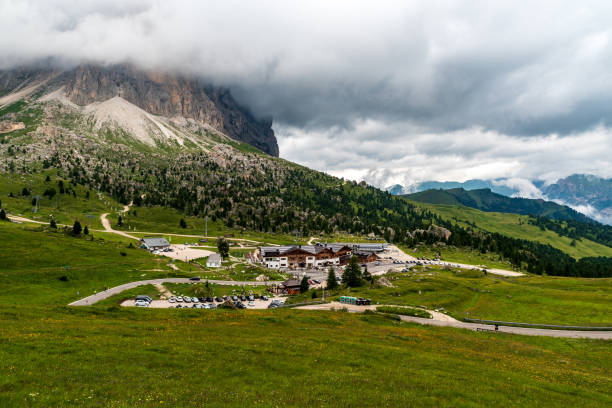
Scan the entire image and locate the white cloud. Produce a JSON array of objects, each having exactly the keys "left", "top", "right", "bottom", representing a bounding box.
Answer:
[{"left": 277, "top": 121, "right": 612, "bottom": 188}]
